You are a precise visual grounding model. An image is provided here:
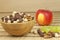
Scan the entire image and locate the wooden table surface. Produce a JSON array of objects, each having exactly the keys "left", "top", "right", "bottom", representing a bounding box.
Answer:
[{"left": 0, "top": 12, "right": 60, "bottom": 40}]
